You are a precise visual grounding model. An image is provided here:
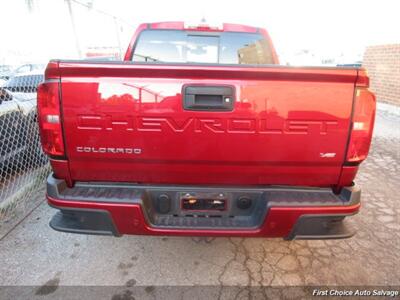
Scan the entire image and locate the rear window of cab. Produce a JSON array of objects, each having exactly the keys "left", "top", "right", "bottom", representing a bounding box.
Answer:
[{"left": 132, "top": 30, "right": 275, "bottom": 65}]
